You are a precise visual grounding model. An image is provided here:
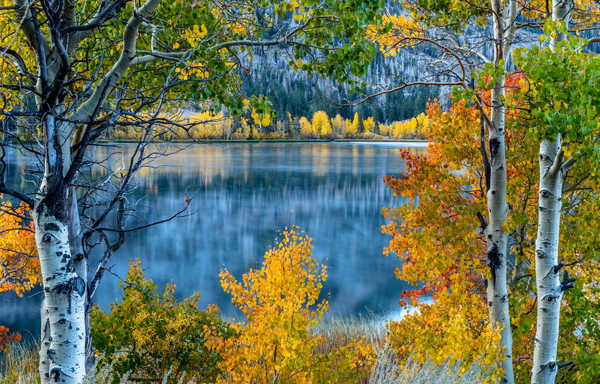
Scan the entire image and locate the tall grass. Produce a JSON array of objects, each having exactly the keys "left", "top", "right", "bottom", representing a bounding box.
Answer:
[
  {"left": 313, "top": 314, "right": 388, "bottom": 355},
  {"left": 369, "top": 346, "right": 491, "bottom": 384},
  {"left": 0, "top": 341, "right": 38, "bottom": 384}
]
